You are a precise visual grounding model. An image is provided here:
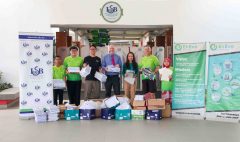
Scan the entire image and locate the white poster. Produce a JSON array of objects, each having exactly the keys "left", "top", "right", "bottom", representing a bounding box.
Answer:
[{"left": 19, "top": 32, "right": 54, "bottom": 118}]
